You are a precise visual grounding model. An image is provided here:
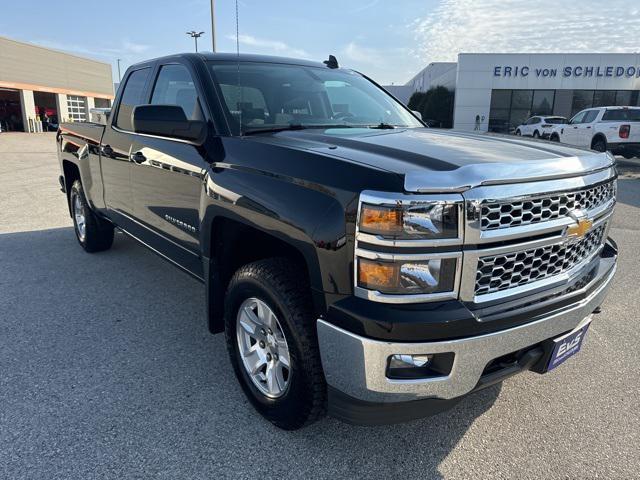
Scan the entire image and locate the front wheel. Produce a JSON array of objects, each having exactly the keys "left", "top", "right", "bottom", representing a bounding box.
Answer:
[
  {"left": 224, "top": 258, "right": 326, "bottom": 429},
  {"left": 592, "top": 137, "right": 607, "bottom": 153},
  {"left": 70, "top": 180, "right": 114, "bottom": 252}
]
